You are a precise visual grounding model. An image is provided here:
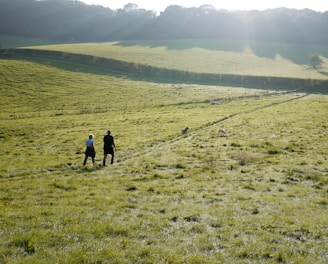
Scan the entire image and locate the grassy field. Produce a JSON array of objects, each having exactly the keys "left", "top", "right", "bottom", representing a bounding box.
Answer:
[
  {"left": 0, "top": 35, "right": 64, "bottom": 49},
  {"left": 31, "top": 39, "right": 328, "bottom": 80},
  {"left": 0, "top": 49, "right": 328, "bottom": 263}
]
